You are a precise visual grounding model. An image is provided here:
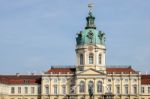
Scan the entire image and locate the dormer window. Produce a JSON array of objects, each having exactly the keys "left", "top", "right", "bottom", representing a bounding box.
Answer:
[{"left": 24, "top": 80, "right": 29, "bottom": 84}]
